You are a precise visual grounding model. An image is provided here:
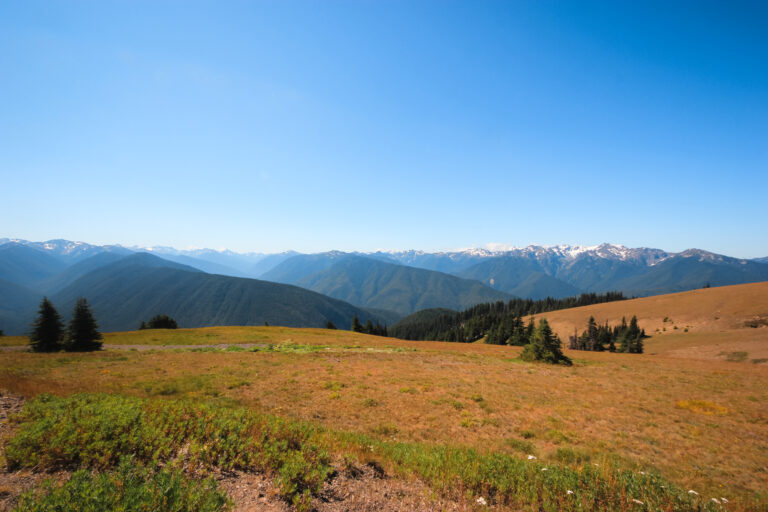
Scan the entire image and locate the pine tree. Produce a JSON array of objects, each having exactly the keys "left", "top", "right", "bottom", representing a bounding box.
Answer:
[
  {"left": 351, "top": 314, "right": 363, "bottom": 333},
  {"left": 29, "top": 297, "right": 63, "bottom": 352},
  {"left": 520, "top": 319, "right": 572, "bottom": 366},
  {"left": 65, "top": 298, "right": 102, "bottom": 352},
  {"left": 325, "top": 320, "right": 337, "bottom": 330}
]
